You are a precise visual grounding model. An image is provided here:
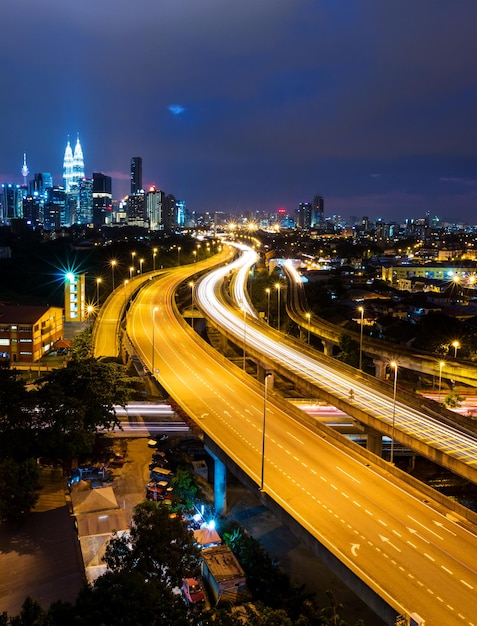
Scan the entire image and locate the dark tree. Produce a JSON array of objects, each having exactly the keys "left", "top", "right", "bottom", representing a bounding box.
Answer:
[
  {"left": 0, "top": 458, "right": 41, "bottom": 523},
  {"left": 103, "top": 500, "right": 201, "bottom": 587}
]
